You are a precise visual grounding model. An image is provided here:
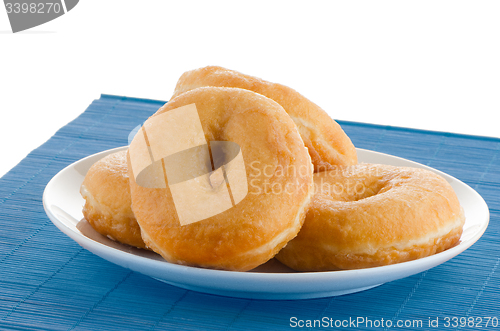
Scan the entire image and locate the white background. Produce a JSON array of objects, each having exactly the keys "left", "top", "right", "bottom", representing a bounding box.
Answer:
[{"left": 1, "top": 1, "right": 499, "bottom": 177}]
